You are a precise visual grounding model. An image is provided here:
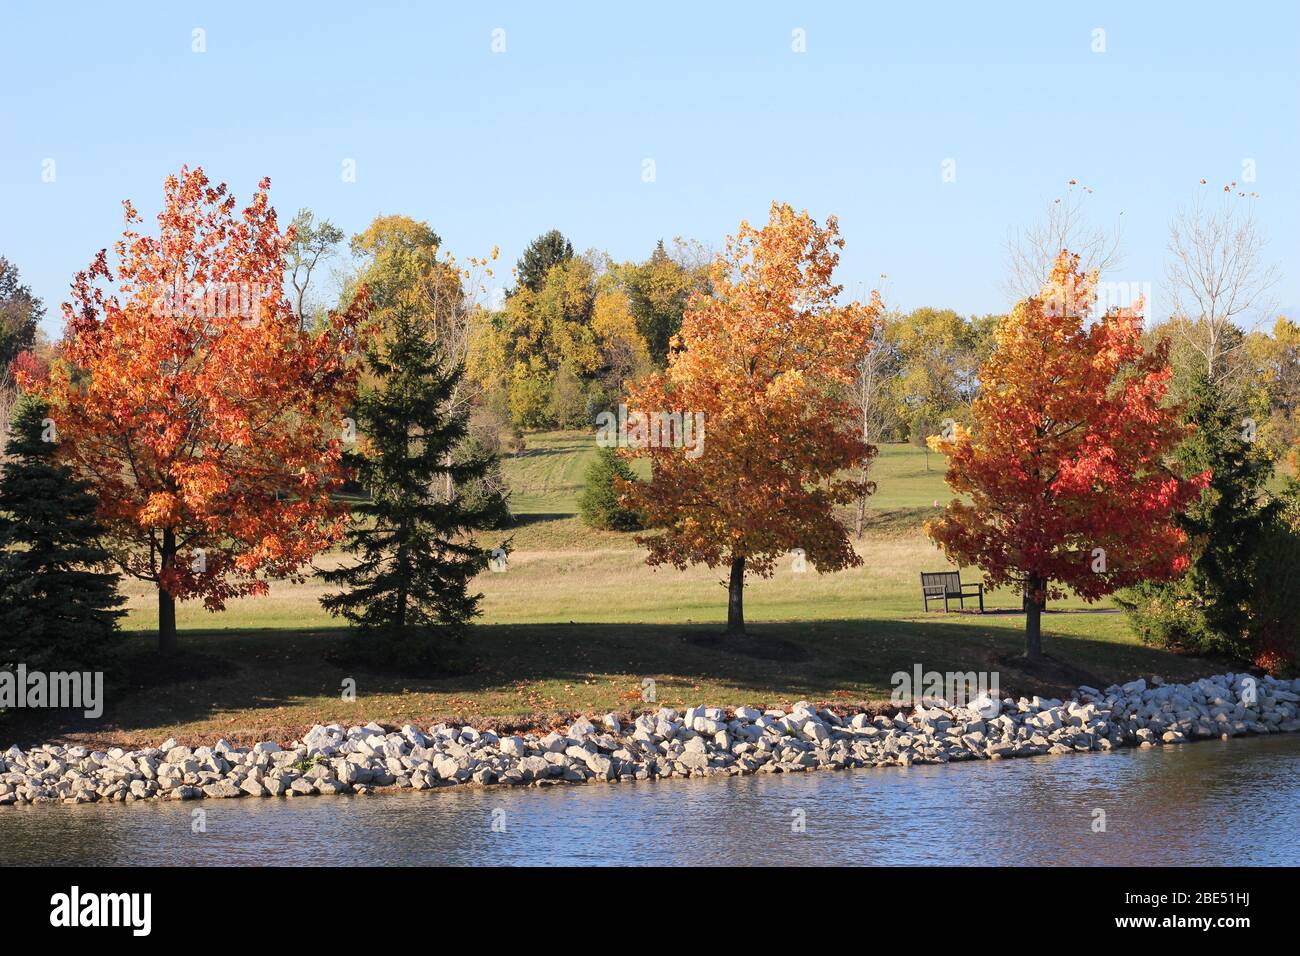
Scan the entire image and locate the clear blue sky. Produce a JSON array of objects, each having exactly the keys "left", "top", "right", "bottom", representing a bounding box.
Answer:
[{"left": 2, "top": 1, "right": 1297, "bottom": 339}]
